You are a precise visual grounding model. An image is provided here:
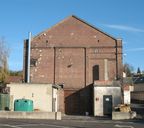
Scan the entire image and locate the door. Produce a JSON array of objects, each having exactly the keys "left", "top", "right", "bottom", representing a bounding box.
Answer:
[{"left": 103, "top": 95, "right": 112, "bottom": 115}]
